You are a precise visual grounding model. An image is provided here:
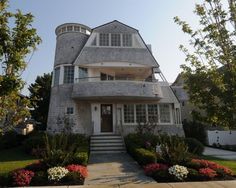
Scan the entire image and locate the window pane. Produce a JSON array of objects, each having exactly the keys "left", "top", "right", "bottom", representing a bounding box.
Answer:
[
  {"left": 160, "top": 104, "right": 171, "bottom": 123},
  {"left": 99, "top": 33, "right": 109, "bottom": 46},
  {"left": 111, "top": 34, "right": 121, "bottom": 46},
  {"left": 66, "top": 107, "right": 74, "bottom": 115},
  {"left": 123, "top": 34, "right": 132, "bottom": 47},
  {"left": 54, "top": 67, "right": 60, "bottom": 86},
  {"left": 79, "top": 67, "right": 88, "bottom": 81},
  {"left": 124, "top": 104, "right": 134, "bottom": 123},
  {"left": 136, "top": 104, "right": 146, "bottom": 123},
  {"left": 148, "top": 104, "right": 158, "bottom": 123},
  {"left": 64, "top": 66, "right": 74, "bottom": 84}
]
